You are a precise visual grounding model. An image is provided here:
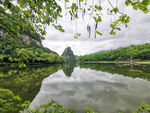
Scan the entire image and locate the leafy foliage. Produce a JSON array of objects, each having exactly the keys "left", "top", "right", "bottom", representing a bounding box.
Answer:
[
  {"left": 125, "top": 0, "right": 150, "bottom": 13},
  {"left": 79, "top": 43, "right": 150, "bottom": 62},
  {"left": 0, "top": 37, "right": 65, "bottom": 68},
  {"left": 0, "top": 88, "right": 150, "bottom": 113},
  {"left": 0, "top": 0, "right": 63, "bottom": 39},
  {"left": 135, "top": 104, "right": 150, "bottom": 113},
  {"left": 21, "top": 100, "right": 150, "bottom": 113},
  {"left": 0, "top": 0, "right": 150, "bottom": 39},
  {"left": 63, "top": 0, "right": 150, "bottom": 37},
  {"left": 0, "top": 88, "right": 22, "bottom": 113},
  {"left": 23, "top": 100, "right": 76, "bottom": 113}
]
